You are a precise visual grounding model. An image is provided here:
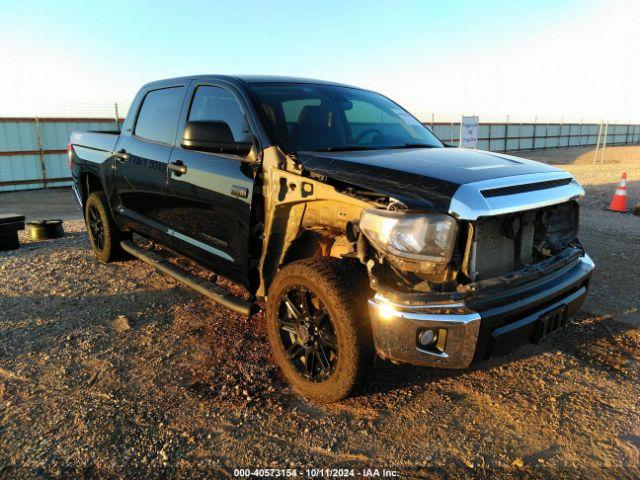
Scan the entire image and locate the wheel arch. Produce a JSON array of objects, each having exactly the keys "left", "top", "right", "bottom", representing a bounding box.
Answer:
[
  {"left": 80, "top": 172, "right": 105, "bottom": 208},
  {"left": 262, "top": 228, "right": 358, "bottom": 297},
  {"left": 283, "top": 230, "right": 331, "bottom": 265}
]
